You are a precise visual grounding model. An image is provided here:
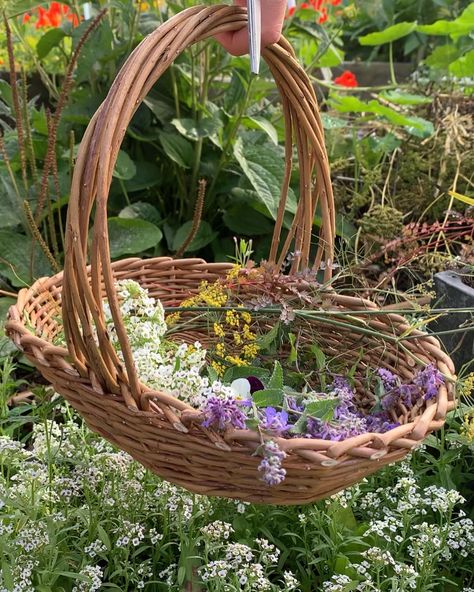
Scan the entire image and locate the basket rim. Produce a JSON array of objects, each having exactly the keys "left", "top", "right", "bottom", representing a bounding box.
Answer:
[{"left": 6, "top": 257, "right": 457, "bottom": 468}]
